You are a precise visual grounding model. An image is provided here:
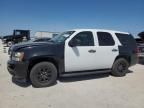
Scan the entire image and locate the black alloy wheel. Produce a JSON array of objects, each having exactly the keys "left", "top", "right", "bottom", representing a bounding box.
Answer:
[
  {"left": 111, "top": 58, "right": 129, "bottom": 77},
  {"left": 30, "top": 62, "right": 57, "bottom": 87}
]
